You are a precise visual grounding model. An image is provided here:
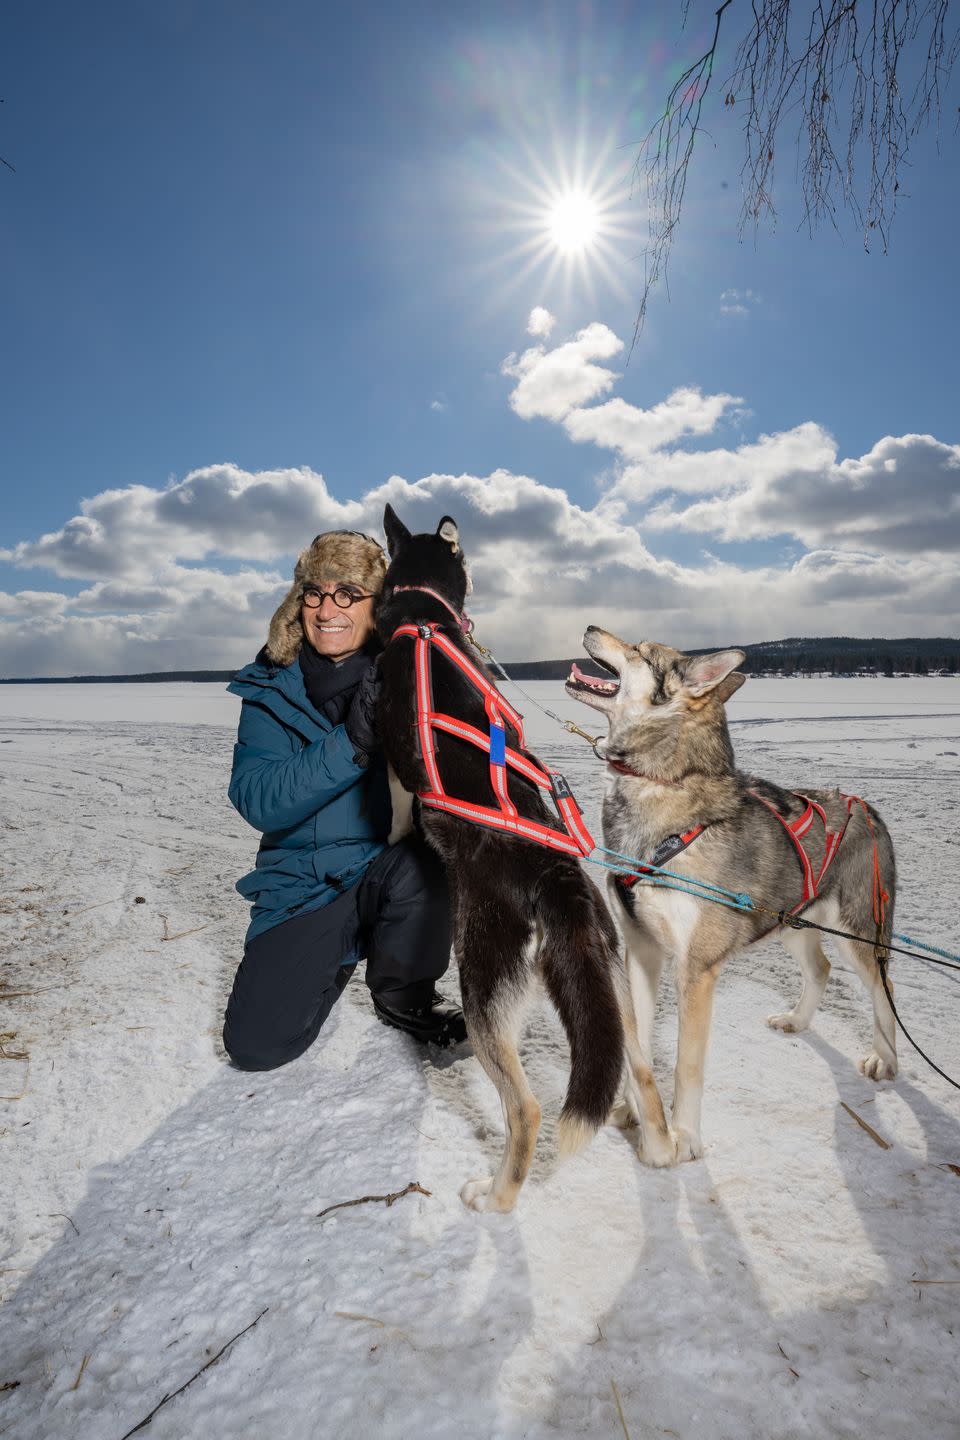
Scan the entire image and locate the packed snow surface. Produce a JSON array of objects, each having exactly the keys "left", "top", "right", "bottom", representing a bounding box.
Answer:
[{"left": 1, "top": 679, "right": 958, "bottom": 1439}]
